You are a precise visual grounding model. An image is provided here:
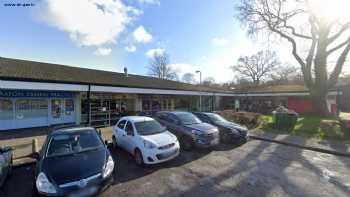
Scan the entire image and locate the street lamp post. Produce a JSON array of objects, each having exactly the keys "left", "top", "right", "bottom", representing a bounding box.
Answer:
[{"left": 196, "top": 70, "right": 202, "bottom": 112}]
